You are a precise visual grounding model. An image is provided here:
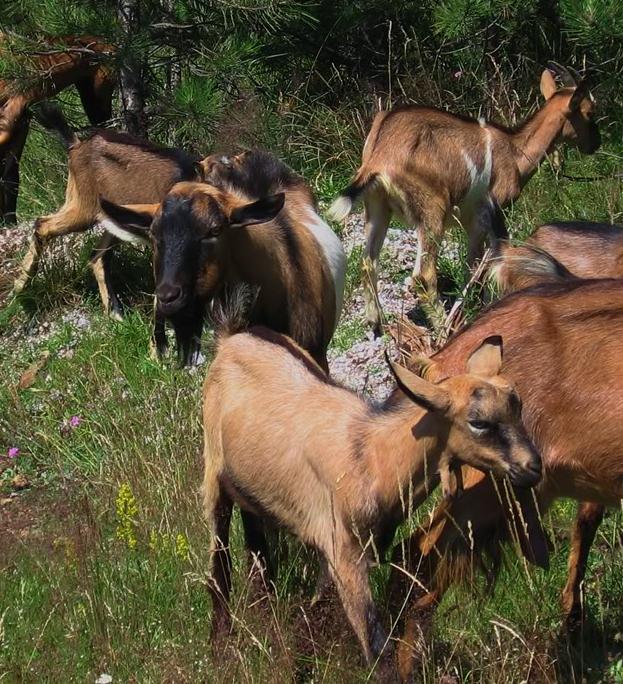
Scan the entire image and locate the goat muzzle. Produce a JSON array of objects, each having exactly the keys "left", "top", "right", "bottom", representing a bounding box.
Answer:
[
  {"left": 156, "top": 283, "right": 186, "bottom": 315},
  {"left": 508, "top": 457, "right": 542, "bottom": 488}
]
